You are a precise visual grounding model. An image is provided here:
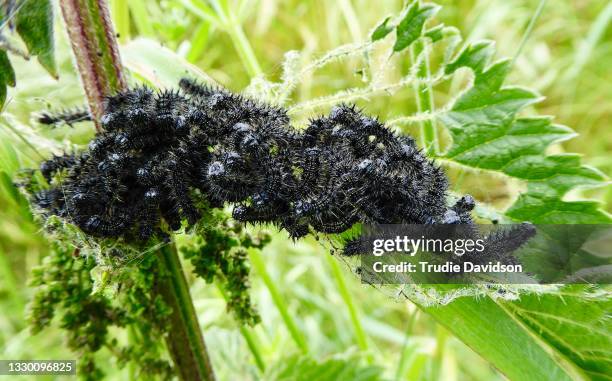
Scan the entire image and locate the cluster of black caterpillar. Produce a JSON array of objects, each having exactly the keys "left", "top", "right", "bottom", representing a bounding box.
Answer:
[{"left": 34, "top": 78, "right": 533, "bottom": 260}]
